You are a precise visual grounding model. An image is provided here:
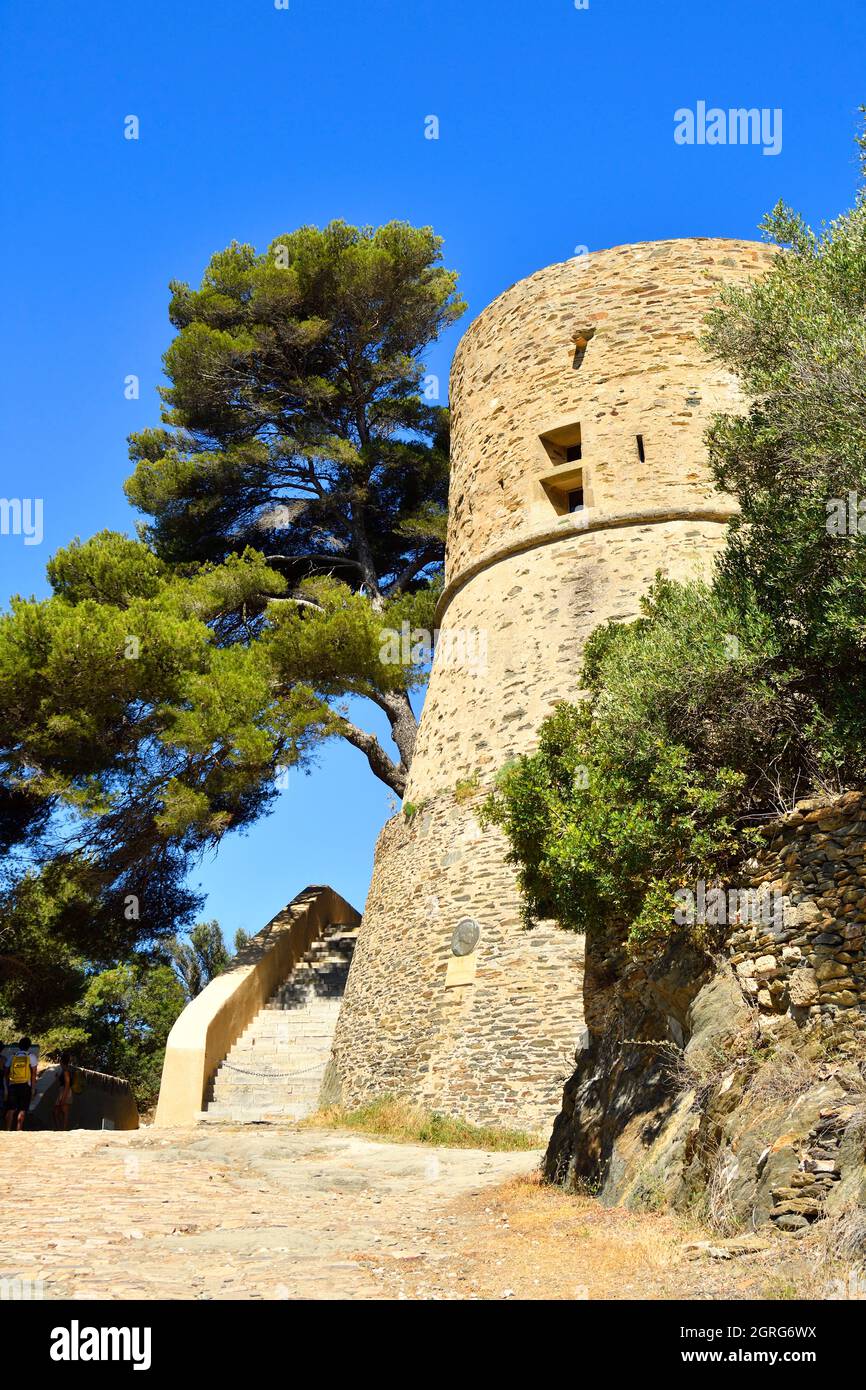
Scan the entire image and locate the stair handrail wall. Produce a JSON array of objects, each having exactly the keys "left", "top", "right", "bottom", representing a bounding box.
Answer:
[{"left": 154, "top": 885, "right": 361, "bottom": 1126}]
